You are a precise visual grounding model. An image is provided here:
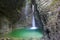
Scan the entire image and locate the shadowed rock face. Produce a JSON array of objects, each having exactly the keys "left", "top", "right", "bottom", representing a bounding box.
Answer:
[
  {"left": 0, "top": 0, "right": 33, "bottom": 35},
  {"left": 0, "top": 0, "right": 25, "bottom": 23},
  {"left": 0, "top": 0, "right": 26, "bottom": 35}
]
